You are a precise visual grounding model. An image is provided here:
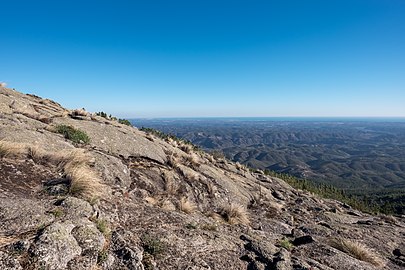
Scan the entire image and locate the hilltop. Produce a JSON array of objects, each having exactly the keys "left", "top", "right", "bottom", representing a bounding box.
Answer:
[{"left": 0, "top": 86, "right": 404, "bottom": 270}]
